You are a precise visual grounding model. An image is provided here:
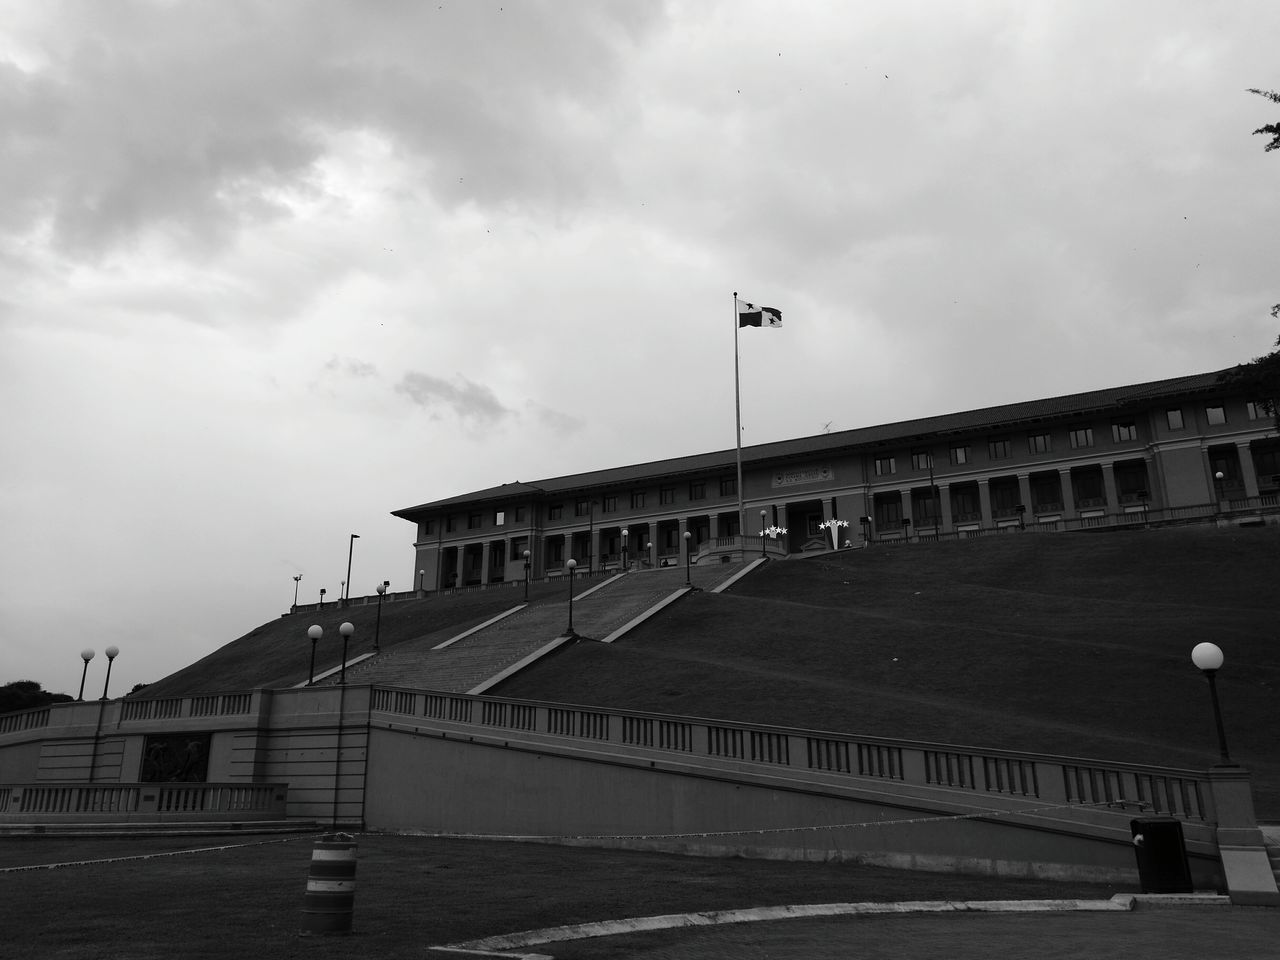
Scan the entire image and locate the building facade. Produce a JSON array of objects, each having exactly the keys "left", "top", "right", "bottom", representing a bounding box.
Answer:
[{"left": 392, "top": 369, "right": 1279, "bottom": 590}]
